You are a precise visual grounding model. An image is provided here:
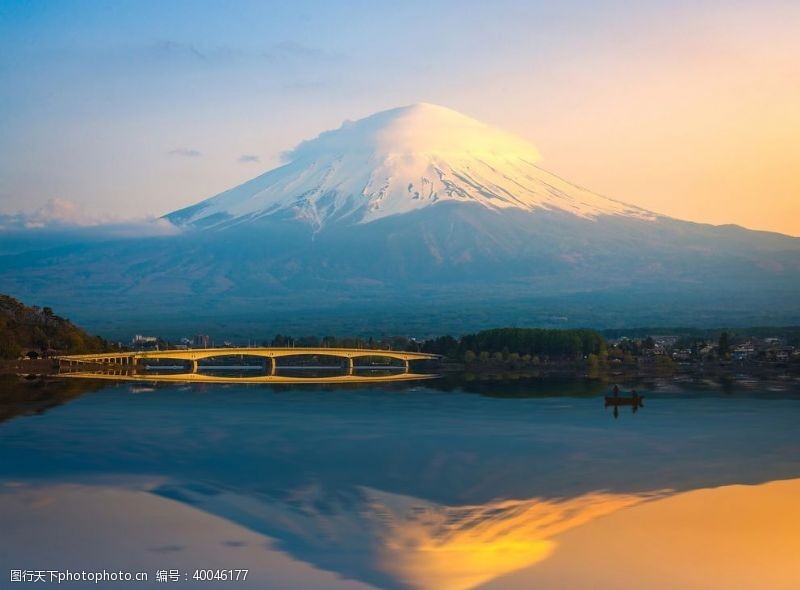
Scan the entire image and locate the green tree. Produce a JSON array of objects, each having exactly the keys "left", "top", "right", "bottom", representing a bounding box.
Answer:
[{"left": 0, "top": 331, "right": 20, "bottom": 359}]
